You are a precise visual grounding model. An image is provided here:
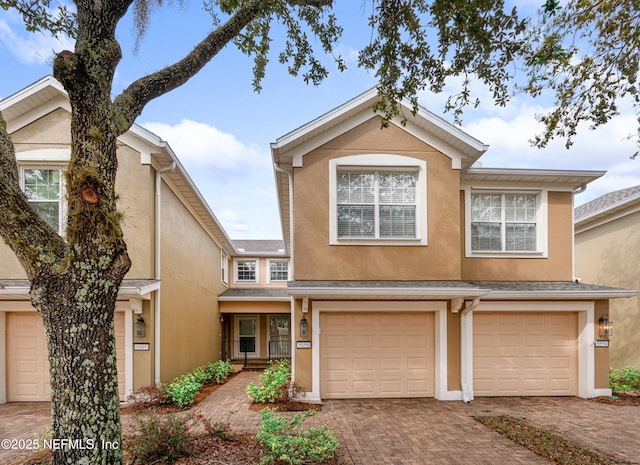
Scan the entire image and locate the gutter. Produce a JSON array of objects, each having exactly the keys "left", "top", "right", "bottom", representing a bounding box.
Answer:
[{"left": 154, "top": 161, "right": 176, "bottom": 384}]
